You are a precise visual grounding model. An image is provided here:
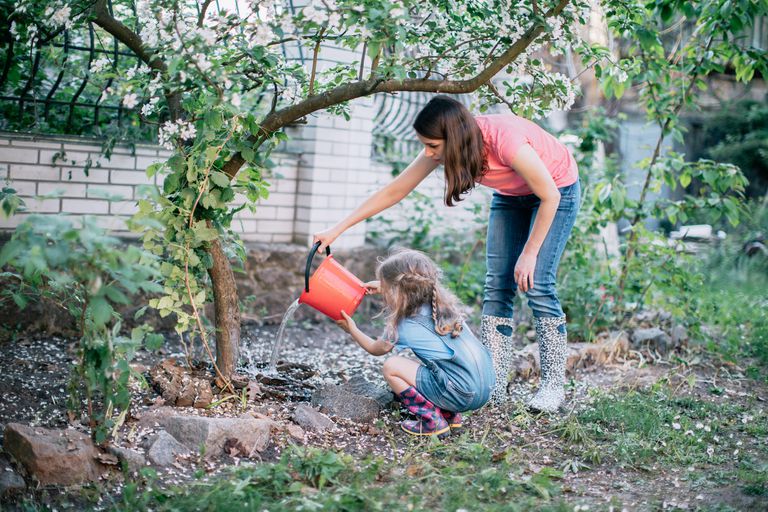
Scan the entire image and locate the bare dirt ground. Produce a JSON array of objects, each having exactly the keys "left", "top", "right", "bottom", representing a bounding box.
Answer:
[{"left": 1, "top": 318, "right": 766, "bottom": 511}]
